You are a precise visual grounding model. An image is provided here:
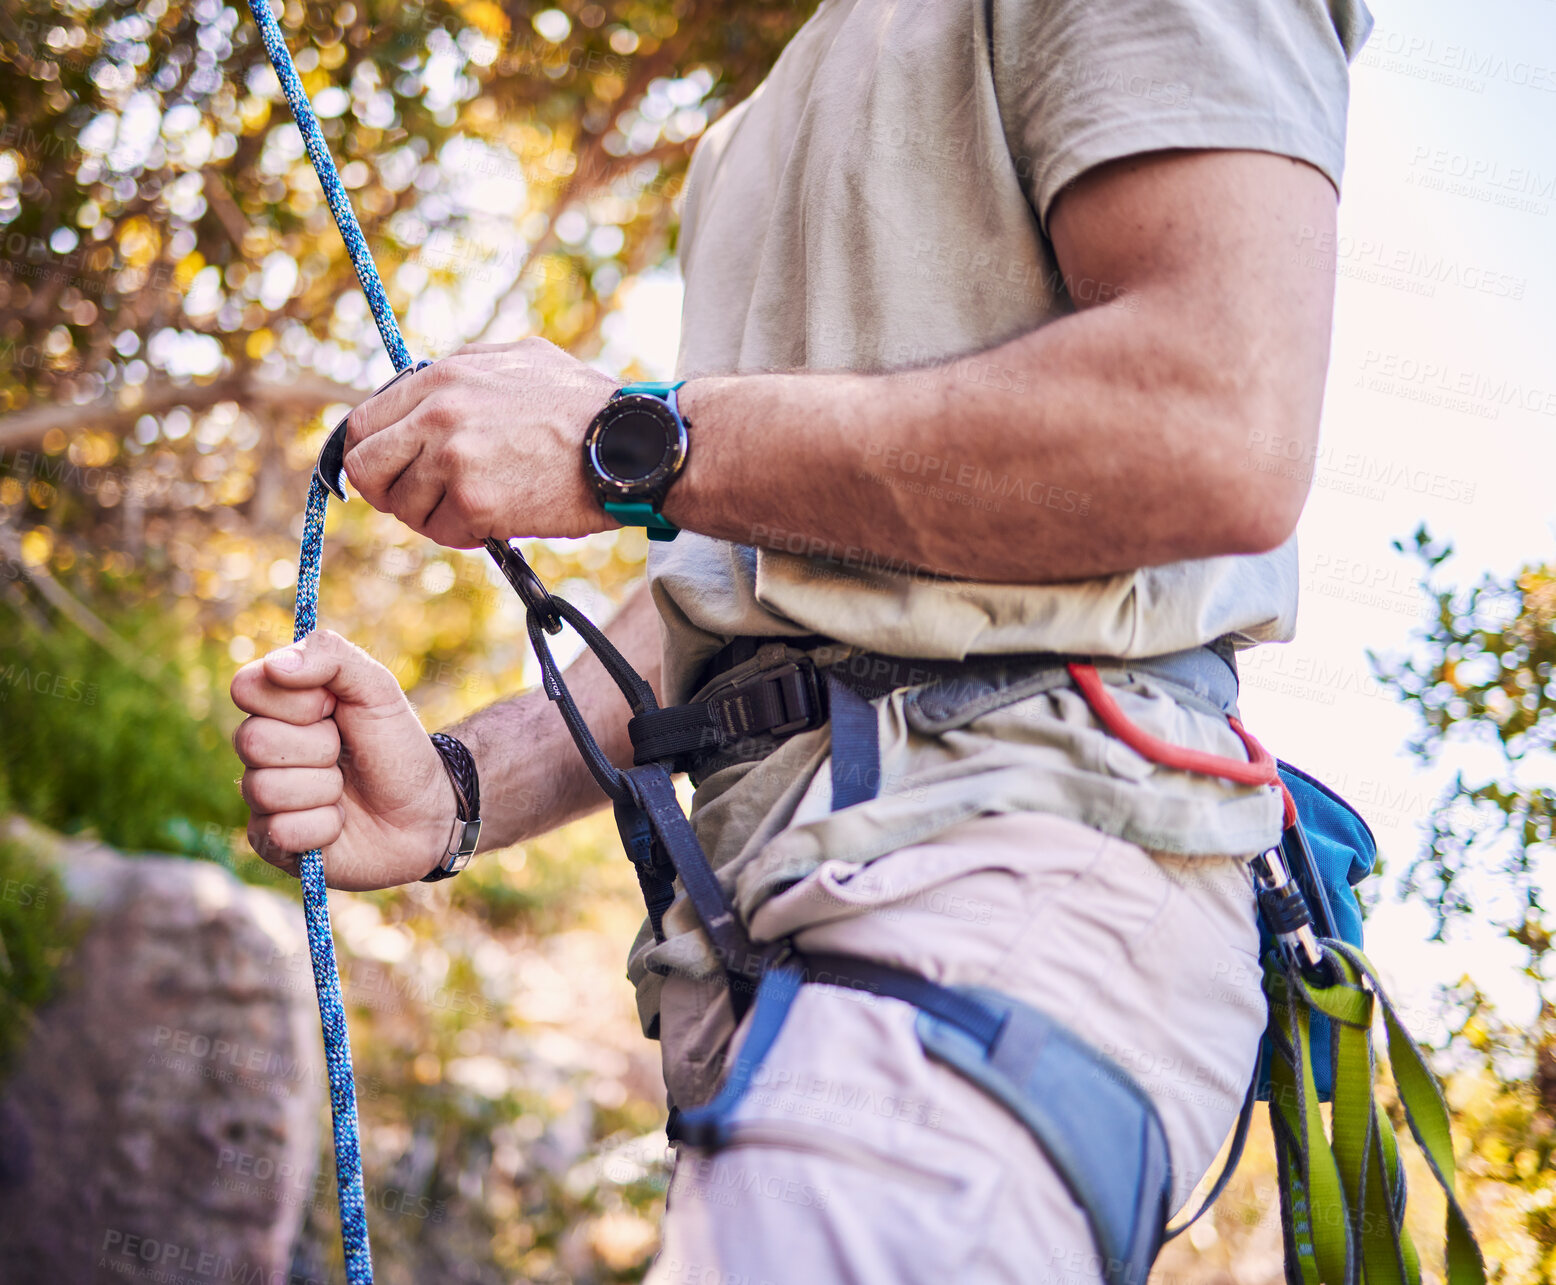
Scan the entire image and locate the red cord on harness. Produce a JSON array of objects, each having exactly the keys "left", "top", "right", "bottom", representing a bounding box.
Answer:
[{"left": 1067, "top": 662, "right": 1297, "bottom": 829}]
